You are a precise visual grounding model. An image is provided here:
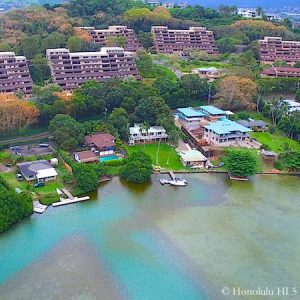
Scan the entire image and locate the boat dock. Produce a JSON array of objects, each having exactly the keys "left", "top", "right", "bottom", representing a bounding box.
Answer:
[
  {"left": 52, "top": 196, "right": 90, "bottom": 207},
  {"left": 33, "top": 201, "right": 48, "bottom": 214},
  {"left": 62, "top": 188, "right": 74, "bottom": 200}
]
